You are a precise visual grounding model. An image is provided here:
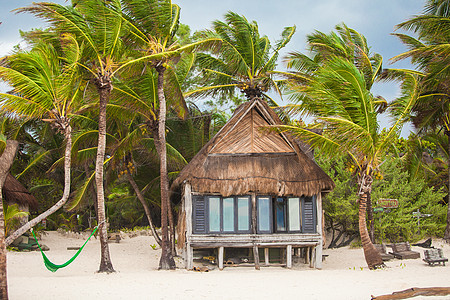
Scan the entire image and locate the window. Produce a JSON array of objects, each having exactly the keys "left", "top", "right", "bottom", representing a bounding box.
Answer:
[
  {"left": 192, "top": 195, "right": 251, "bottom": 234},
  {"left": 256, "top": 196, "right": 315, "bottom": 233},
  {"left": 288, "top": 197, "right": 301, "bottom": 232},
  {"left": 257, "top": 196, "right": 271, "bottom": 233},
  {"left": 208, "top": 197, "right": 221, "bottom": 232},
  {"left": 192, "top": 195, "right": 316, "bottom": 234},
  {"left": 223, "top": 197, "right": 235, "bottom": 232},
  {"left": 274, "top": 197, "right": 287, "bottom": 232},
  {"left": 237, "top": 197, "right": 250, "bottom": 231}
]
